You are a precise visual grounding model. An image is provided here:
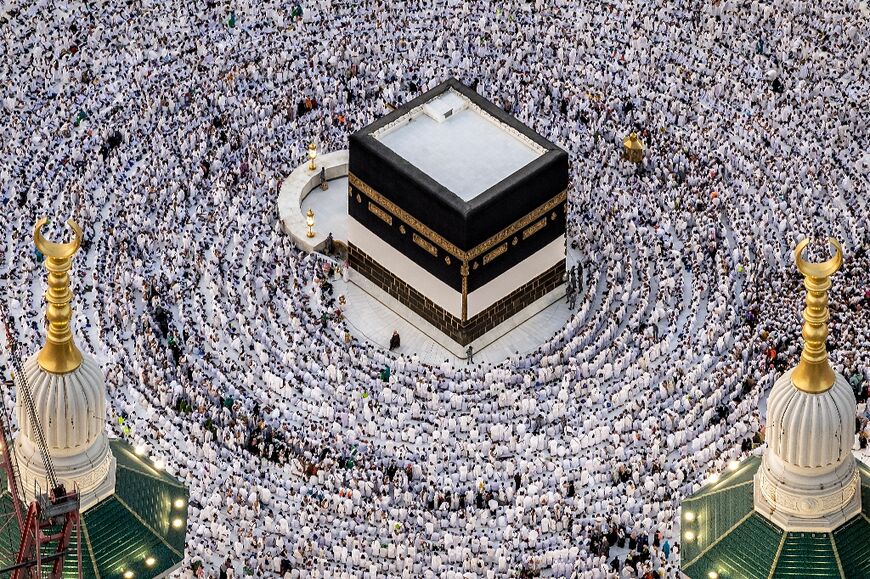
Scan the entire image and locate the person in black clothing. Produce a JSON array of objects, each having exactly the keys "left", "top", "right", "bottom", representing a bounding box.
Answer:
[
  {"left": 610, "top": 556, "right": 621, "bottom": 572},
  {"left": 772, "top": 77, "right": 784, "bottom": 93},
  {"left": 475, "top": 490, "right": 485, "bottom": 509},
  {"left": 100, "top": 130, "right": 123, "bottom": 161},
  {"left": 279, "top": 551, "right": 291, "bottom": 575},
  {"left": 219, "top": 557, "right": 231, "bottom": 579}
]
